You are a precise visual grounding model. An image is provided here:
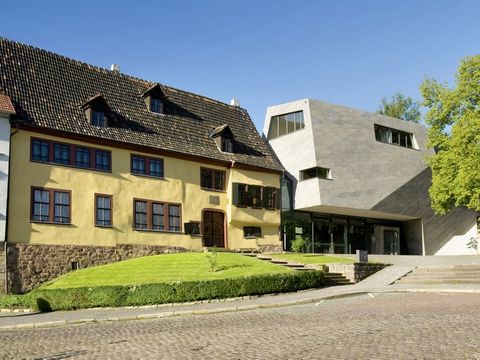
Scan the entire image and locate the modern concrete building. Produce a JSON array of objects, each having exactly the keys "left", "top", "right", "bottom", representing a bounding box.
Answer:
[{"left": 264, "top": 98, "right": 478, "bottom": 256}]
